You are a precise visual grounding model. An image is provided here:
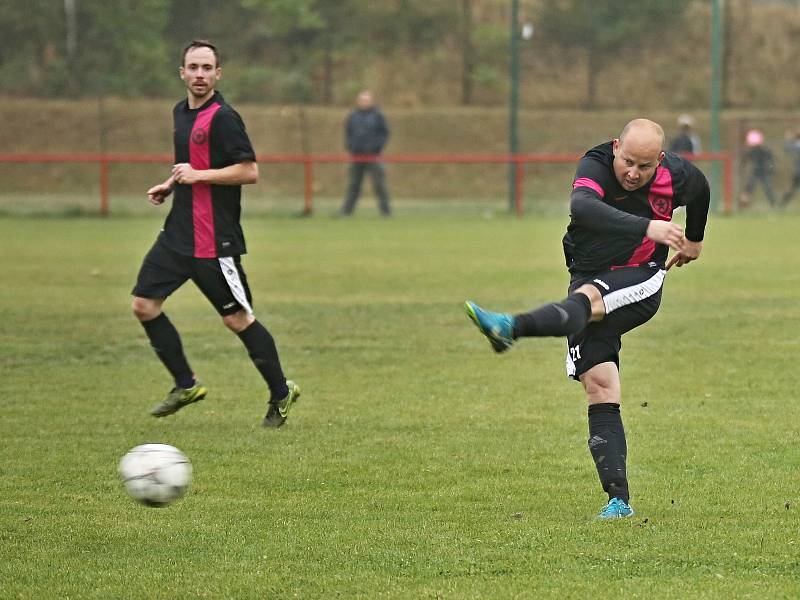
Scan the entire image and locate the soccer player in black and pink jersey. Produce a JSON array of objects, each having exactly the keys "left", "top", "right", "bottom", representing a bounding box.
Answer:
[
  {"left": 466, "top": 119, "right": 709, "bottom": 519},
  {"left": 131, "top": 40, "right": 300, "bottom": 427}
]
